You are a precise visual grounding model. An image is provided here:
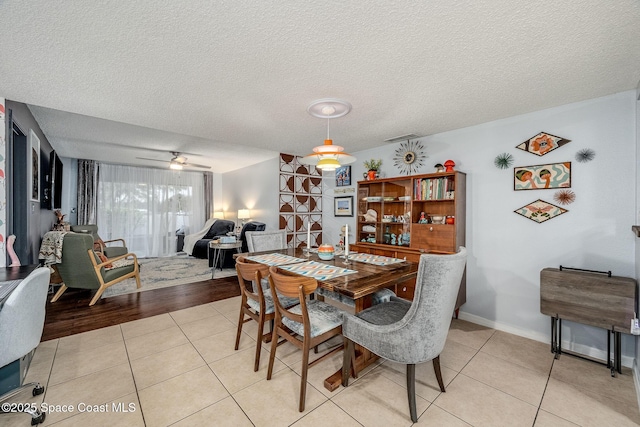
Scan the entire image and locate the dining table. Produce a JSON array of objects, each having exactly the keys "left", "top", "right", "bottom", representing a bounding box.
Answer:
[{"left": 240, "top": 247, "right": 419, "bottom": 391}]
